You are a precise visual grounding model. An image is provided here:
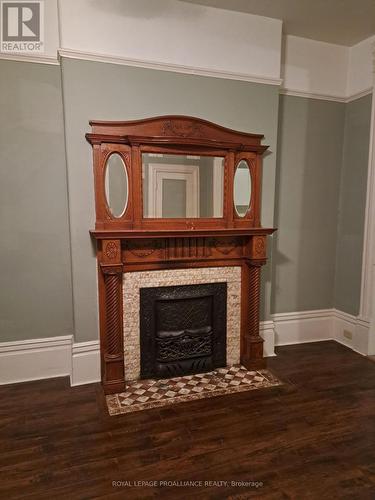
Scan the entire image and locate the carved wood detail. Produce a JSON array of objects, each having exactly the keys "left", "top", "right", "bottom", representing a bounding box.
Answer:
[
  {"left": 162, "top": 120, "right": 203, "bottom": 138},
  {"left": 248, "top": 264, "right": 262, "bottom": 341},
  {"left": 252, "top": 235, "right": 267, "bottom": 259},
  {"left": 125, "top": 239, "right": 161, "bottom": 258},
  {"left": 241, "top": 262, "right": 266, "bottom": 370},
  {"left": 87, "top": 116, "right": 276, "bottom": 393},
  {"left": 100, "top": 263, "right": 125, "bottom": 394},
  {"left": 104, "top": 241, "right": 118, "bottom": 260},
  {"left": 103, "top": 272, "right": 122, "bottom": 355},
  {"left": 208, "top": 237, "right": 240, "bottom": 256},
  {"left": 121, "top": 236, "right": 249, "bottom": 265},
  {"left": 167, "top": 237, "right": 207, "bottom": 259}
]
